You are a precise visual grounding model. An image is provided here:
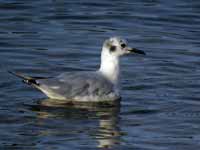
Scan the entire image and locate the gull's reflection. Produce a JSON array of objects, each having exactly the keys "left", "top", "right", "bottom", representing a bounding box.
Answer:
[{"left": 31, "top": 98, "right": 122, "bottom": 149}]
